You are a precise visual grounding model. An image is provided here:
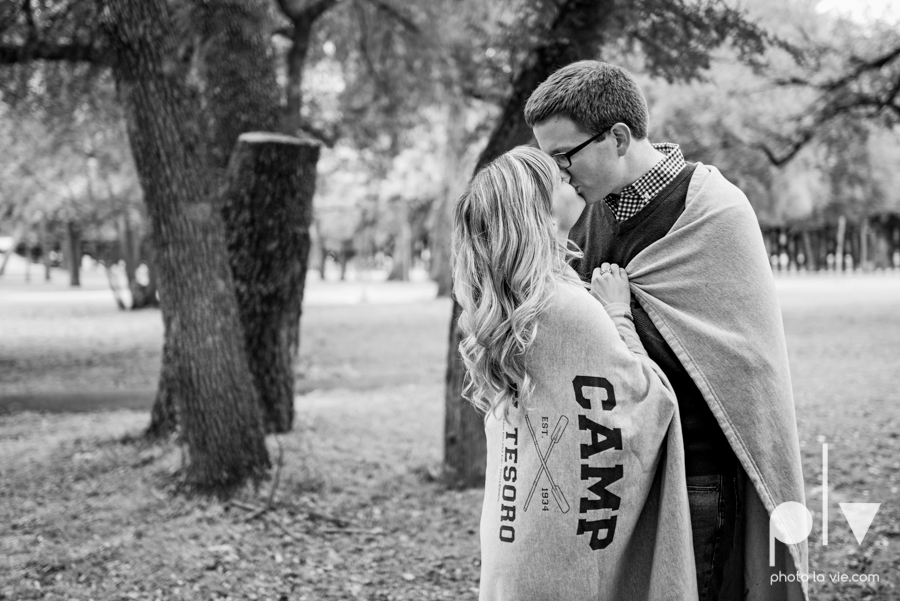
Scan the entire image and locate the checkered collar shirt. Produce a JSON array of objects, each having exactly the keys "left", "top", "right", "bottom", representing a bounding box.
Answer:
[{"left": 605, "top": 143, "right": 685, "bottom": 222}]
